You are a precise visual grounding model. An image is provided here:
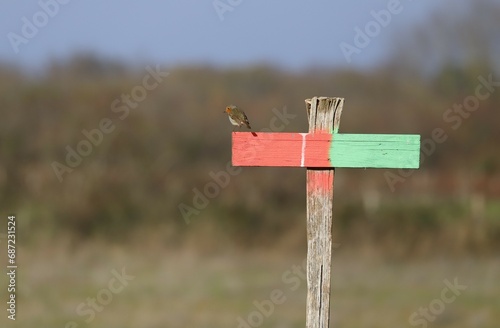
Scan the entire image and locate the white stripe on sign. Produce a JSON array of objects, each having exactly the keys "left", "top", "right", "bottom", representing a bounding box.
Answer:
[{"left": 300, "top": 133, "right": 307, "bottom": 167}]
